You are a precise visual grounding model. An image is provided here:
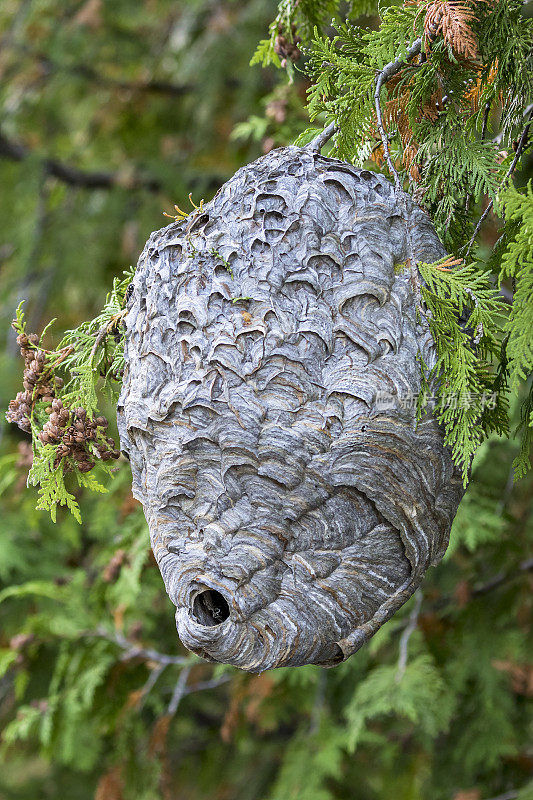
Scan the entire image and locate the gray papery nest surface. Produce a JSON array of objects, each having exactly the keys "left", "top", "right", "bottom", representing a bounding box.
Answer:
[{"left": 118, "top": 146, "right": 464, "bottom": 671}]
